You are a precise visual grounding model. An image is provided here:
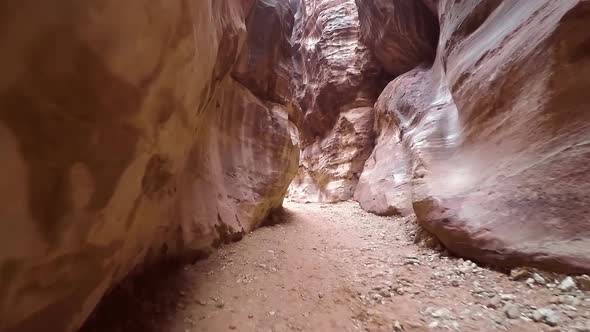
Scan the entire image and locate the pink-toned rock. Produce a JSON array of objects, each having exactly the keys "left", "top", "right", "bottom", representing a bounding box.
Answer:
[
  {"left": 359, "top": 0, "right": 590, "bottom": 273},
  {"left": 0, "top": 1, "right": 298, "bottom": 331},
  {"left": 353, "top": 69, "right": 429, "bottom": 216},
  {"left": 290, "top": 107, "right": 374, "bottom": 202},
  {"left": 288, "top": 0, "right": 381, "bottom": 203}
]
